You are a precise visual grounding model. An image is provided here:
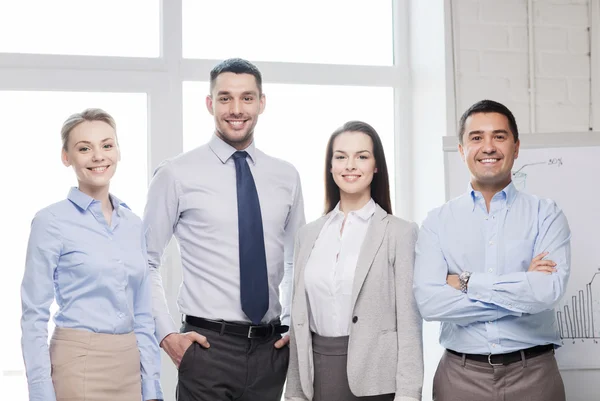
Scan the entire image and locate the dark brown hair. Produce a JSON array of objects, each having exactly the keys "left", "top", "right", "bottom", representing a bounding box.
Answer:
[
  {"left": 458, "top": 99, "right": 519, "bottom": 144},
  {"left": 210, "top": 58, "right": 263, "bottom": 95},
  {"left": 324, "top": 121, "right": 392, "bottom": 215}
]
